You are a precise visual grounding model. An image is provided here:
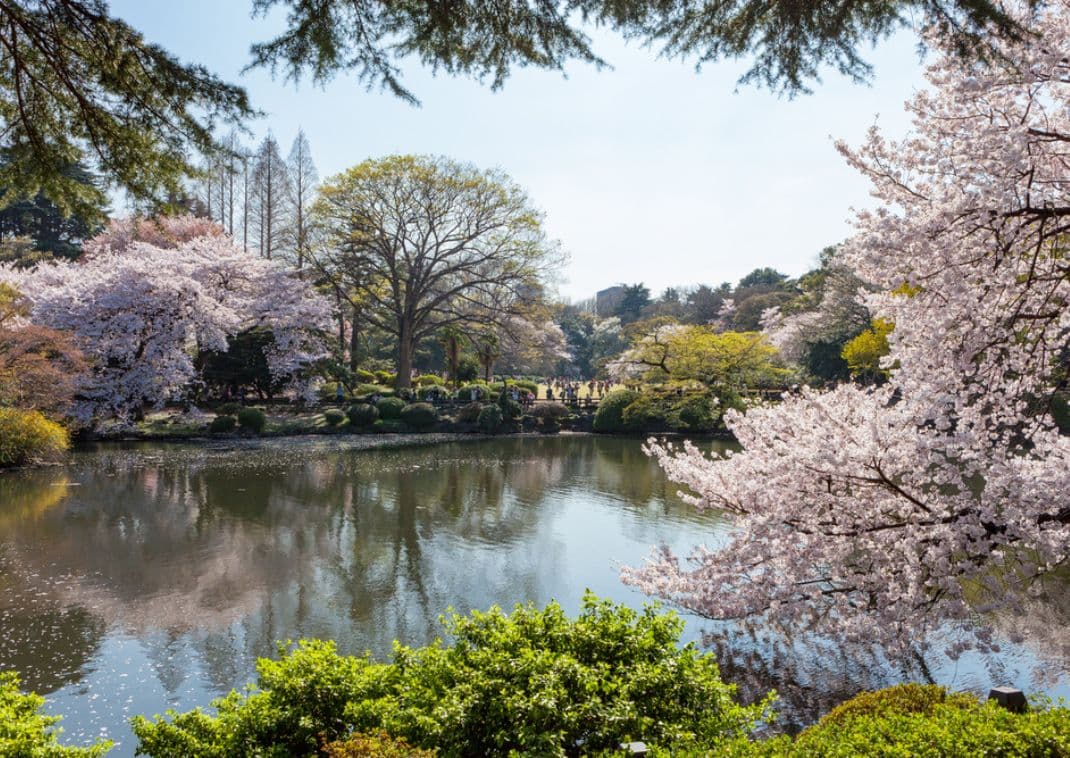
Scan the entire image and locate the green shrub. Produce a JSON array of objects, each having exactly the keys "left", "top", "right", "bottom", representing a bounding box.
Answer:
[
  {"left": 355, "top": 383, "right": 394, "bottom": 399},
  {"left": 372, "top": 419, "right": 406, "bottom": 434},
  {"left": 376, "top": 397, "right": 406, "bottom": 420},
  {"left": 0, "top": 408, "right": 69, "bottom": 466},
  {"left": 456, "top": 402, "right": 483, "bottom": 423},
  {"left": 236, "top": 407, "right": 267, "bottom": 433},
  {"left": 513, "top": 379, "right": 538, "bottom": 395},
  {"left": 324, "top": 409, "right": 347, "bottom": 427},
  {"left": 318, "top": 382, "right": 348, "bottom": 401},
  {"left": 348, "top": 403, "right": 379, "bottom": 427},
  {"left": 0, "top": 671, "right": 111, "bottom": 756},
  {"left": 416, "top": 374, "right": 444, "bottom": 387},
  {"left": 456, "top": 356, "right": 480, "bottom": 383},
  {"left": 209, "top": 415, "right": 237, "bottom": 434},
  {"left": 592, "top": 389, "right": 640, "bottom": 433},
  {"left": 477, "top": 404, "right": 503, "bottom": 433},
  {"left": 216, "top": 402, "right": 242, "bottom": 416},
  {"left": 374, "top": 371, "right": 397, "bottom": 386},
  {"left": 669, "top": 393, "right": 721, "bottom": 431},
  {"left": 325, "top": 731, "right": 435, "bottom": 757},
  {"left": 456, "top": 383, "right": 491, "bottom": 402},
  {"left": 132, "top": 594, "right": 769, "bottom": 757},
  {"left": 496, "top": 388, "right": 522, "bottom": 422},
  {"left": 622, "top": 395, "right": 663, "bottom": 432},
  {"left": 783, "top": 686, "right": 1070, "bottom": 757},
  {"left": 400, "top": 403, "right": 437, "bottom": 430},
  {"left": 531, "top": 402, "right": 569, "bottom": 421},
  {"left": 355, "top": 369, "right": 376, "bottom": 383}
]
